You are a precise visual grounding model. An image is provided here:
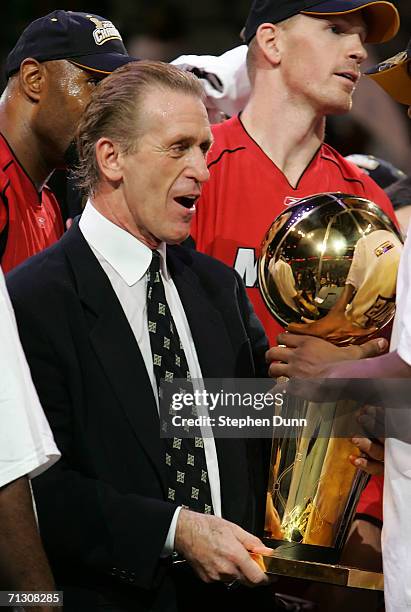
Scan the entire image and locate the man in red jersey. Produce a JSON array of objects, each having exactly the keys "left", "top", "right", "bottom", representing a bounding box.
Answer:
[
  {"left": 267, "top": 38, "right": 411, "bottom": 612},
  {"left": 0, "top": 10, "right": 136, "bottom": 272},
  {"left": 191, "top": 0, "right": 400, "bottom": 347}
]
